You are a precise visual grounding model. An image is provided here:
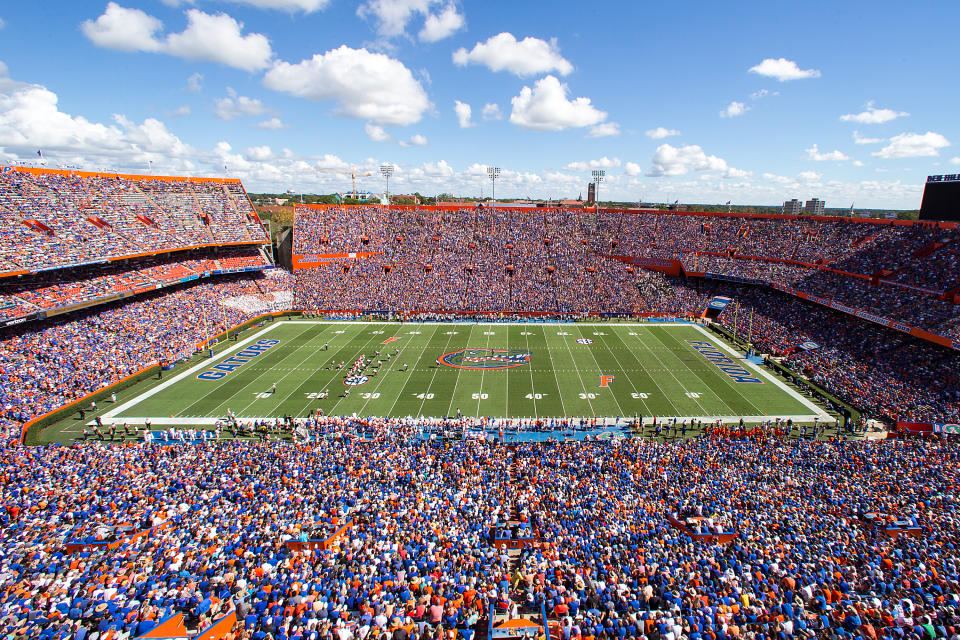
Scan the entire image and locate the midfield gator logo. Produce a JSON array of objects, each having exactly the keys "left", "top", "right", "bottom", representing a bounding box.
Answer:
[{"left": 438, "top": 348, "right": 532, "bottom": 370}]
